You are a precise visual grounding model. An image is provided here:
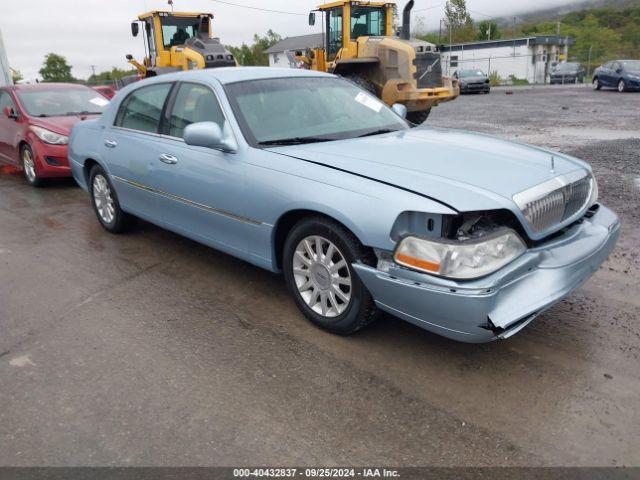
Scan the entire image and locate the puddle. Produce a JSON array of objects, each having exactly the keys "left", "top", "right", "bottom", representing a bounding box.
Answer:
[{"left": 555, "top": 127, "right": 640, "bottom": 140}]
